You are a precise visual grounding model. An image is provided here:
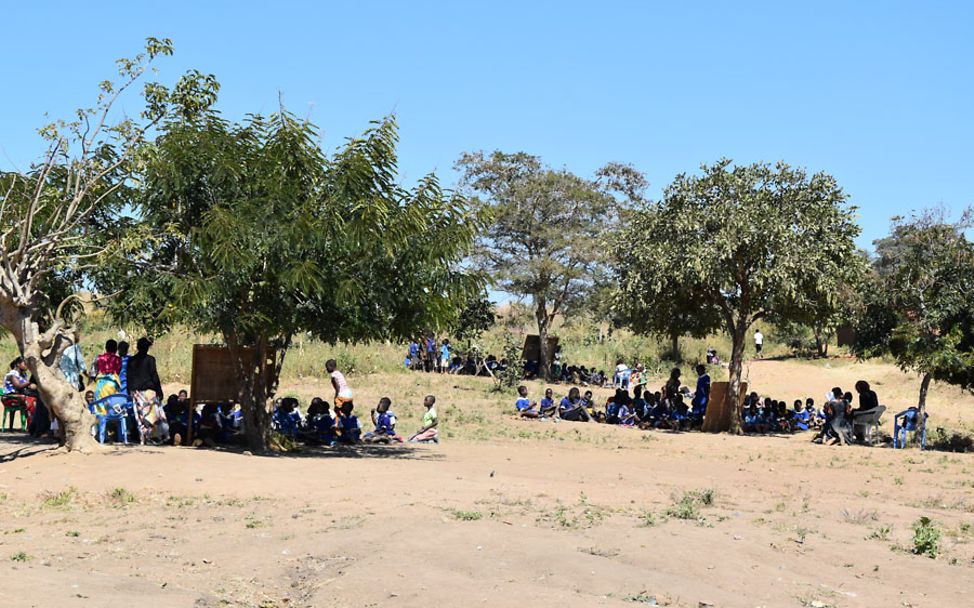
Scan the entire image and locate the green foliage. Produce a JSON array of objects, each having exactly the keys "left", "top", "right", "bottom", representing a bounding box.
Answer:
[
  {"left": 9, "top": 551, "right": 30, "bottom": 563},
  {"left": 450, "top": 510, "right": 483, "bottom": 521},
  {"left": 494, "top": 333, "right": 525, "bottom": 390},
  {"left": 614, "top": 160, "right": 863, "bottom": 430},
  {"left": 664, "top": 488, "right": 715, "bottom": 521},
  {"left": 911, "top": 516, "right": 941, "bottom": 558},
  {"left": 100, "top": 89, "right": 483, "bottom": 450},
  {"left": 854, "top": 210, "right": 974, "bottom": 397},
  {"left": 456, "top": 151, "right": 644, "bottom": 377},
  {"left": 451, "top": 293, "right": 497, "bottom": 343}
]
